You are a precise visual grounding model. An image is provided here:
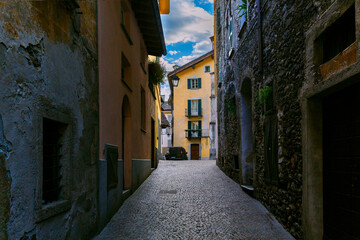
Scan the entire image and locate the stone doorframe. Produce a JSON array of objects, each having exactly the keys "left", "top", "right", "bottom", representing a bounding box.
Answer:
[{"left": 302, "top": 1, "right": 360, "bottom": 239}]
